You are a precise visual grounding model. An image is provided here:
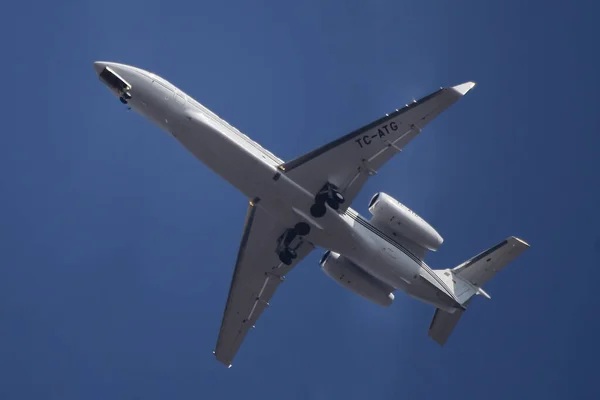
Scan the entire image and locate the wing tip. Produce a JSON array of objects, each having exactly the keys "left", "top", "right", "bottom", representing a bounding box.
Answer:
[
  {"left": 451, "top": 81, "right": 477, "bottom": 96},
  {"left": 511, "top": 236, "right": 530, "bottom": 248},
  {"left": 214, "top": 350, "right": 234, "bottom": 367}
]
